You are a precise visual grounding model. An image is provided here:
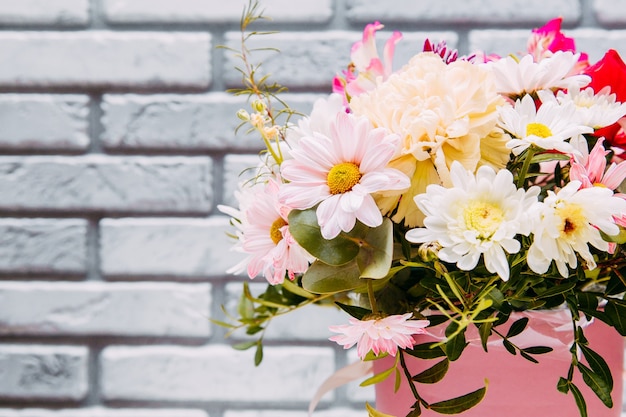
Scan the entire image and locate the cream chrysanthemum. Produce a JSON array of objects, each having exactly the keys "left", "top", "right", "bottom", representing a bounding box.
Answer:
[
  {"left": 528, "top": 181, "right": 626, "bottom": 277},
  {"left": 498, "top": 93, "right": 593, "bottom": 156},
  {"left": 350, "top": 52, "right": 510, "bottom": 227},
  {"left": 406, "top": 162, "right": 540, "bottom": 281},
  {"left": 487, "top": 51, "right": 591, "bottom": 98}
]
